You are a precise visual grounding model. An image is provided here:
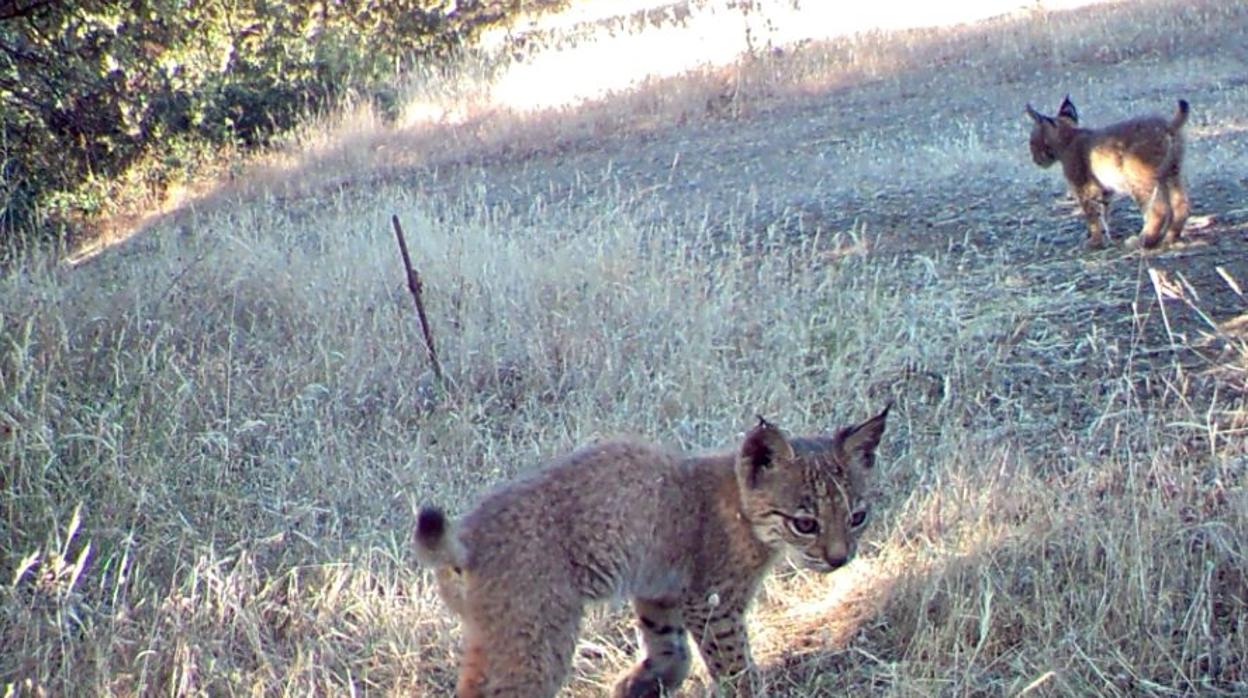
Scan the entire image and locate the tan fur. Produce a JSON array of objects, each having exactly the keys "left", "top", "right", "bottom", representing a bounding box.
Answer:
[
  {"left": 414, "top": 408, "right": 890, "bottom": 697},
  {"left": 1025, "top": 96, "right": 1191, "bottom": 250}
]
